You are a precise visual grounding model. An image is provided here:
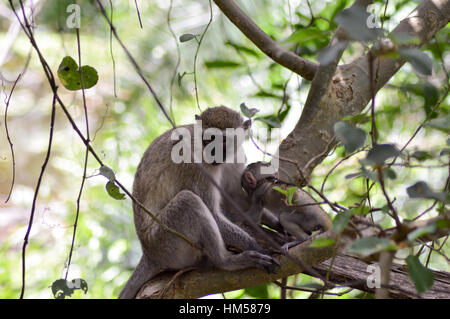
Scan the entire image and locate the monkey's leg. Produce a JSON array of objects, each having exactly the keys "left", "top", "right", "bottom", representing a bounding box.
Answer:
[
  {"left": 215, "top": 212, "right": 270, "bottom": 253},
  {"left": 155, "top": 190, "right": 279, "bottom": 273}
]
